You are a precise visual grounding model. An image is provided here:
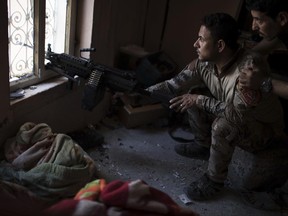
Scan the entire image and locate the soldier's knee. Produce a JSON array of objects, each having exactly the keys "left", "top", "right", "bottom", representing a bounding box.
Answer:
[{"left": 212, "top": 118, "right": 239, "bottom": 142}]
